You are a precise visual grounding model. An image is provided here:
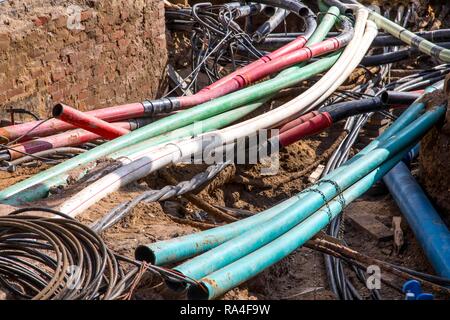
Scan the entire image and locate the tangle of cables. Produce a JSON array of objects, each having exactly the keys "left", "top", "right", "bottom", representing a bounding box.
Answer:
[
  {"left": 0, "top": 208, "right": 198, "bottom": 300},
  {"left": 165, "top": 2, "right": 297, "bottom": 94}
]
